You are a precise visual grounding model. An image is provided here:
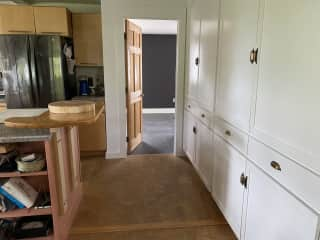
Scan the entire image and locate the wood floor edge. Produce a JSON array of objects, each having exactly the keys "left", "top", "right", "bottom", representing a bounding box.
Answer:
[{"left": 71, "top": 220, "right": 227, "bottom": 235}]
